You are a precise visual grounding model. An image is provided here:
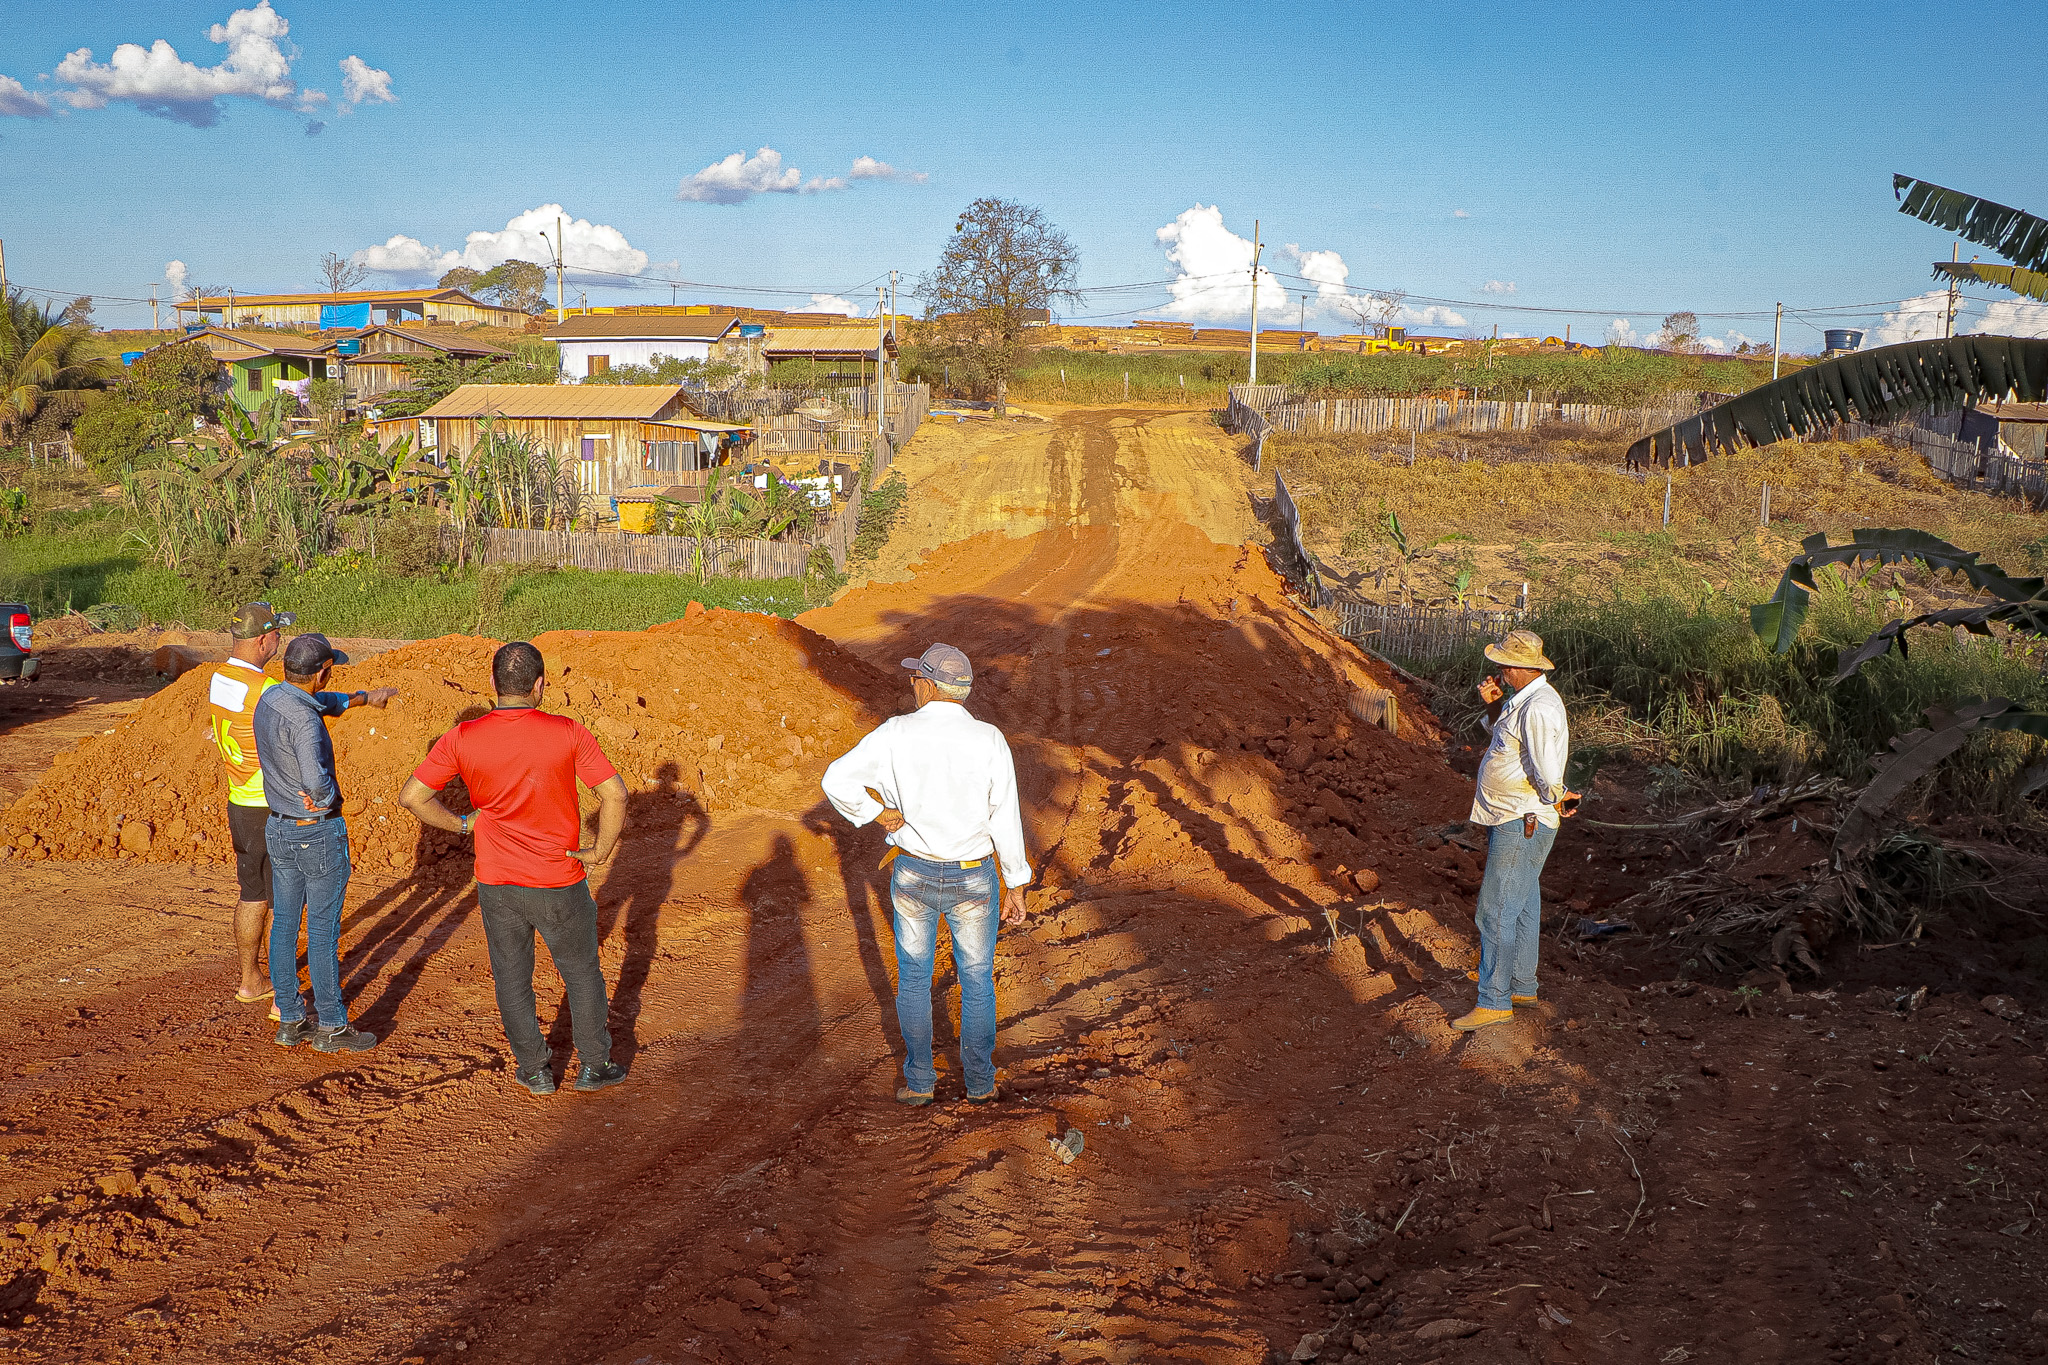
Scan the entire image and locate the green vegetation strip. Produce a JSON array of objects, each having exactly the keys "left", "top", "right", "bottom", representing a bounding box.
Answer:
[{"left": 0, "top": 508, "right": 815, "bottom": 638}]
